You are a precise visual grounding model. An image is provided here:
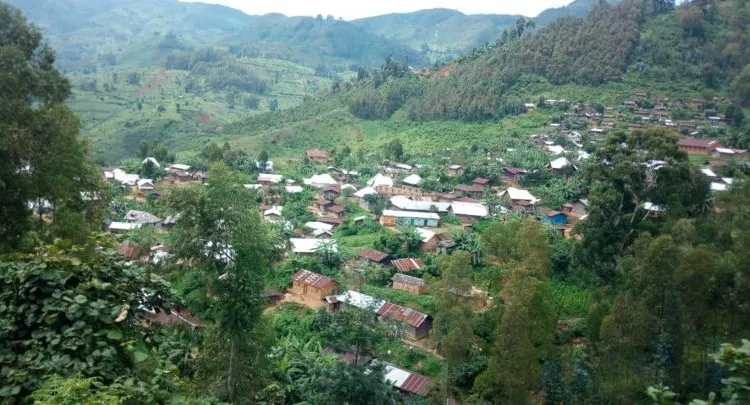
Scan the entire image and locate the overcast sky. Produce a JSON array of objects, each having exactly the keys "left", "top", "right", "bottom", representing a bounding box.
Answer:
[{"left": 180, "top": 0, "right": 574, "bottom": 20}]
